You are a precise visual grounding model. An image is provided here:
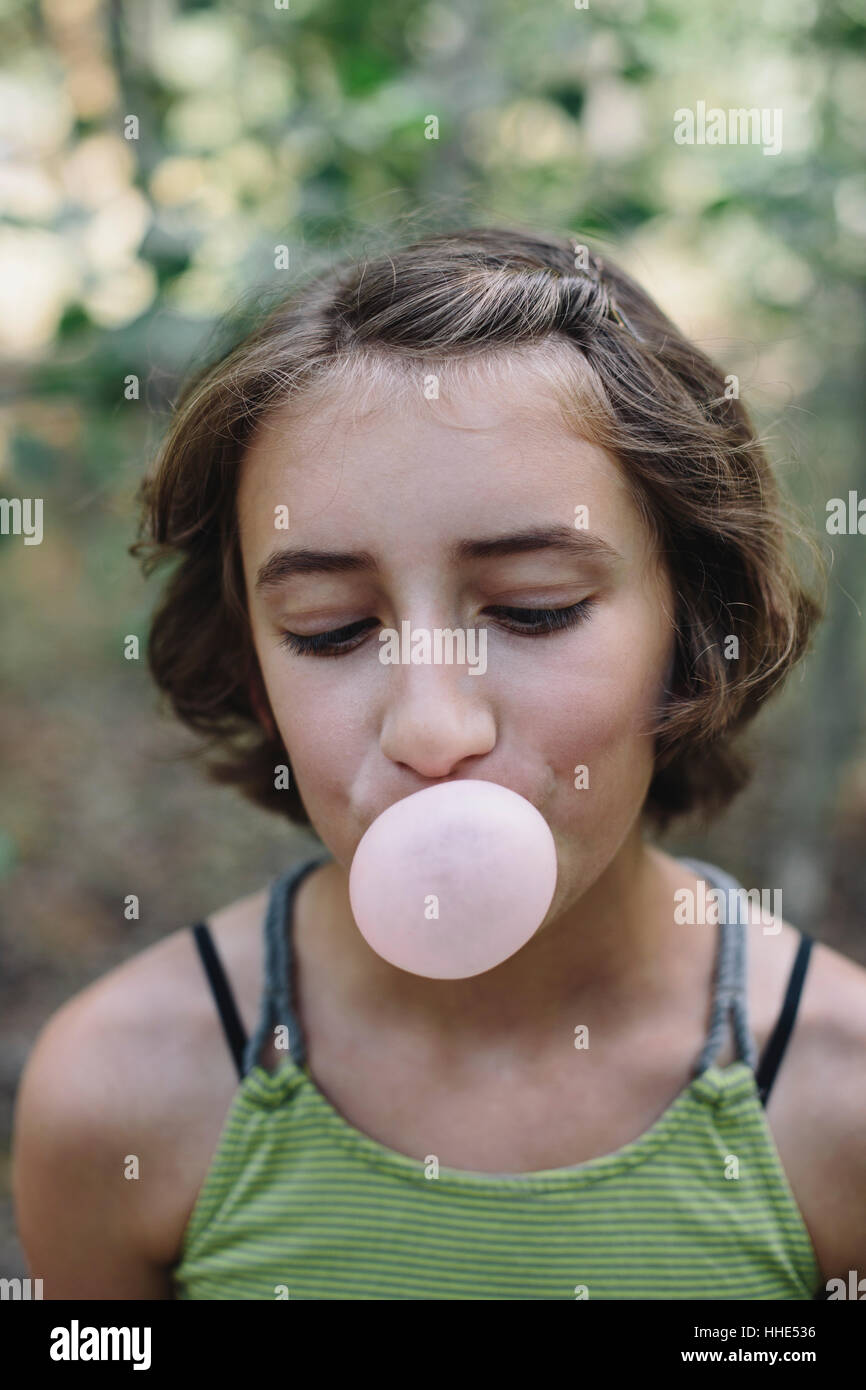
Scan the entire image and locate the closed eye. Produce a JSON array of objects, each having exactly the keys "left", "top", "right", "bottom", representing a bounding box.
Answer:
[
  {"left": 490, "top": 600, "right": 596, "bottom": 634},
  {"left": 278, "top": 599, "right": 596, "bottom": 657}
]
